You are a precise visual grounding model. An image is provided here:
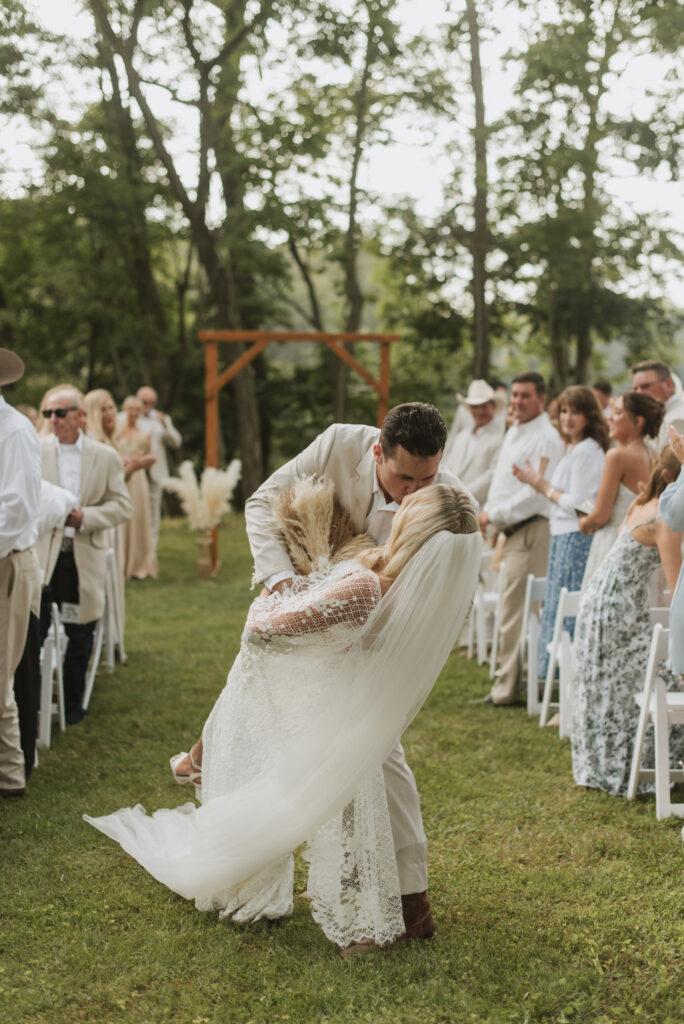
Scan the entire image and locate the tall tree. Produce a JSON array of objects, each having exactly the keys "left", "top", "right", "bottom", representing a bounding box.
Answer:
[
  {"left": 88, "top": 0, "right": 285, "bottom": 494},
  {"left": 498, "top": 0, "right": 682, "bottom": 387}
]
